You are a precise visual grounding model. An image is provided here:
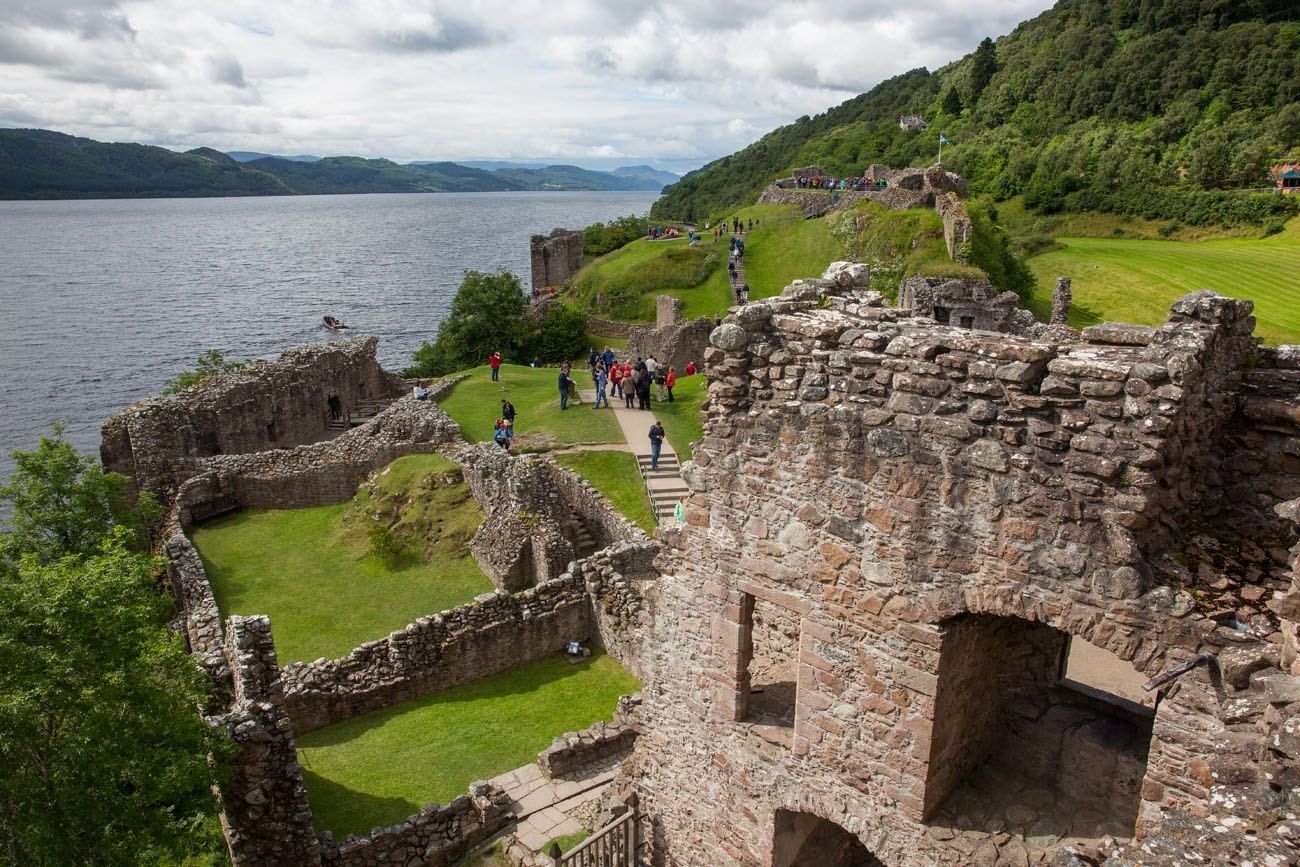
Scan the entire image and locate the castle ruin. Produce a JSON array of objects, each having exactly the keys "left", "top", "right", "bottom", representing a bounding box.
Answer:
[{"left": 530, "top": 228, "right": 584, "bottom": 291}]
